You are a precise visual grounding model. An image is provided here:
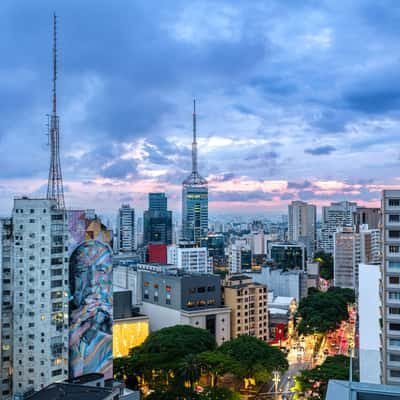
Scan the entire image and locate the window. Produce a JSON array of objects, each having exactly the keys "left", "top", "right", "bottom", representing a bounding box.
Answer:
[
  {"left": 143, "top": 290, "right": 149, "bottom": 300},
  {"left": 389, "top": 339, "right": 400, "bottom": 347},
  {"left": 197, "top": 287, "right": 206, "bottom": 293},
  {"left": 390, "top": 215, "right": 400, "bottom": 222},
  {"left": 389, "top": 292, "right": 400, "bottom": 300},
  {"left": 390, "top": 277, "right": 400, "bottom": 285},
  {"left": 207, "top": 286, "right": 215, "bottom": 292},
  {"left": 390, "top": 370, "right": 400, "bottom": 378},
  {"left": 198, "top": 299, "right": 206, "bottom": 306},
  {"left": 189, "top": 288, "right": 196, "bottom": 294},
  {"left": 390, "top": 323, "right": 400, "bottom": 331},
  {"left": 390, "top": 307, "right": 400, "bottom": 315},
  {"left": 153, "top": 283, "right": 159, "bottom": 289},
  {"left": 390, "top": 199, "right": 400, "bottom": 207},
  {"left": 389, "top": 262, "right": 400, "bottom": 269},
  {"left": 186, "top": 300, "right": 194, "bottom": 308},
  {"left": 390, "top": 231, "right": 400, "bottom": 238},
  {"left": 390, "top": 354, "right": 400, "bottom": 362},
  {"left": 166, "top": 285, "right": 172, "bottom": 292},
  {"left": 207, "top": 299, "right": 216, "bottom": 305},
  {"left": 389, "top": 246, "right": 400, "bottom": 254}
]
